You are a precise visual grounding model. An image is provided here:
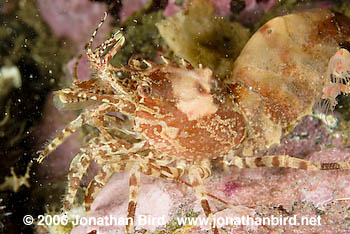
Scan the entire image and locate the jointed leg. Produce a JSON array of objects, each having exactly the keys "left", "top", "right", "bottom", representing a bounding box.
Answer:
[
  {"left": 94, "top": 143, "right": 147, "bottom": 165},
  {"left": 126, "top": 167, "right": 141, "bottom": 234},
  {"left": 136, "top": 157, "right": 219, "bottom": 234},
  {"left": 83, "top": 140, "right": 135, "bottom": 211},
  {"left": 85, "top": 104, "right": 118, "bottom": 142},
  {"left": 37, "top": 114, "right": 84, "bottom": 163},
  {"left": 64, "top": 136, "right": 118, "bottom": 211},
  {"left": 84, "top": 164, "right": 116, "bottom": 211},
  {"left": 140, "top": 159, "right": 185, "bottom": 180},
  {"left": 71, "top": 79, "right": 113, "bottom": 94},
  {"left": 55, "top": 88, "right": 123, "bottom": 105},
  {"left": 124, "top": 154, "right": 185, "bottom": 233},
  {"left": 188, "top": 160, "right": 218, "bottom": 234},
  {"left": 54, "top": 89, "right": 133, "bottom": 115},
  {"left": 84, "top": 12, "right": 131, "bottom": 94},
  {"left": 37, "top": 104, "right": 116, "bottom": 163},
  {"left": 226, "top": 155, "right": 350, "bottom": 170},
  {"left": 102, "top": 33, "right": 125, "bottom": 64},
  {"left": 72, "top": 52, "right": 84, "bottom": 80},
  {"left": 63, "top": 148, "right": 94, "bottom": 211},
  {"left": 94, "top": 31, "right": 123, "bottom": 58},
  {"left": 86, "top": 12, "right": 107, "bottom": 69},
  {"left": 86, "top": 12, "right": 125, "bottom": 71}
]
